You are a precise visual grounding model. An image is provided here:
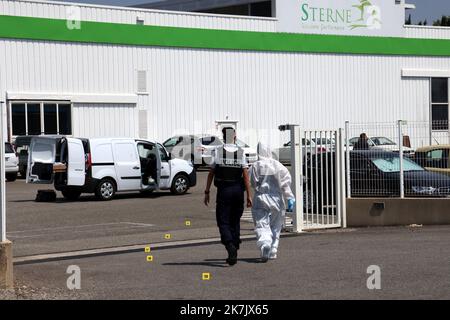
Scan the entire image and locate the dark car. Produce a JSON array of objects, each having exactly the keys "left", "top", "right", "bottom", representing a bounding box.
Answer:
[
  {"left": 350, "top": 150, "right": 450, "bottom": 197},
  {"left": 304, "top": 150, "right": 450, "bottom": 208}
]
